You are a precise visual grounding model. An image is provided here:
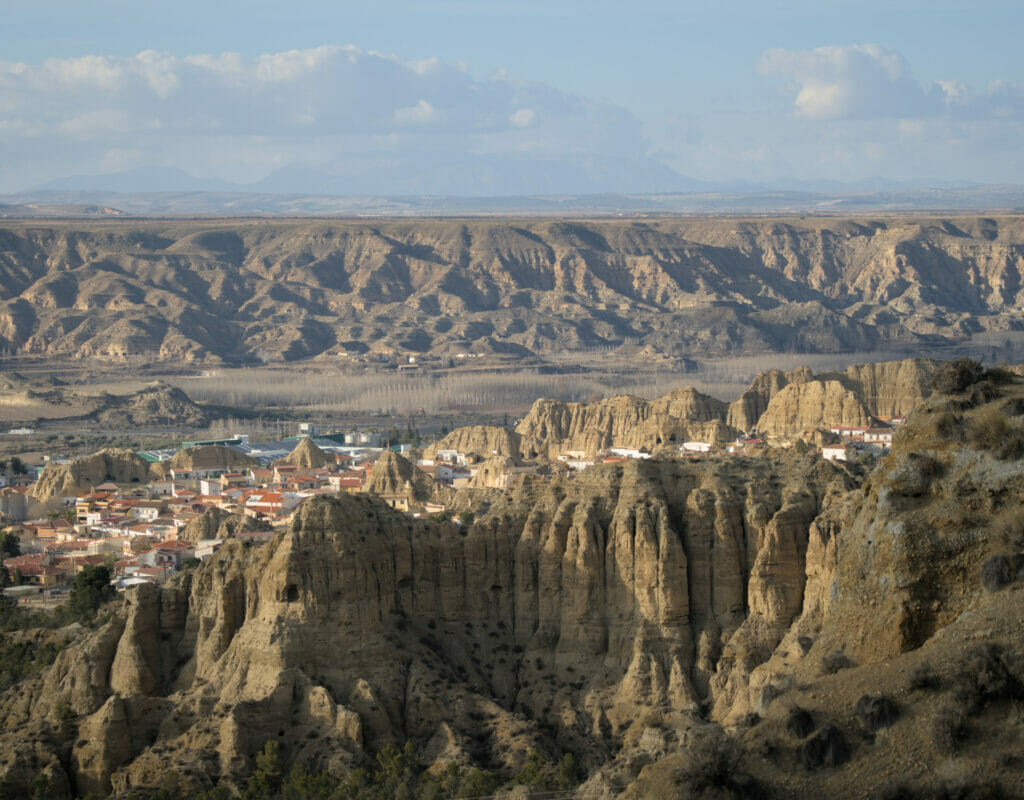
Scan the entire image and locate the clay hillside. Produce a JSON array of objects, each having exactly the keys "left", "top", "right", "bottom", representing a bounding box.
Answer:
[
  {"left": 0, "top": 378, "right": 214, "bottom": 427},
  {"left": 2, "top": 217, "right": 1024, "bottom": 362},
  {"left": 1, "top": 360, "right": 1023, "bottom": 797}
]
